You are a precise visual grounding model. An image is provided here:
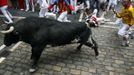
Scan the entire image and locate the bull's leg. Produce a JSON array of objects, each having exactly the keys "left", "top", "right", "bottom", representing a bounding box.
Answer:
[
  {"left": 91, "top": 38, "right": 98, "bottom": 56},
  {"left": 30, "top": 45, "right": 45, "bottom": 72},
  {"left": 84, "top": 42, "right": 98, "bottom": 56},
  {"left": 76, "top": 30, "right": 89, "bottom": 51},
  {"left": 88, "top": 36, "right": 98, "bottom": 56},
  {"left": 76, "top": 43, "right": 84, "bottom": 50}
]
